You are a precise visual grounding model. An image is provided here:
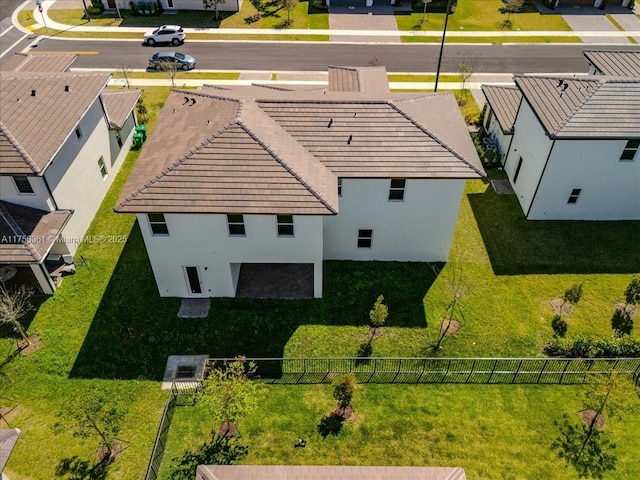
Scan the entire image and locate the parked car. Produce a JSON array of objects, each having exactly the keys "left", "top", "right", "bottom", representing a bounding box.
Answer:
[
  {"left": 143, "top": 25, "right": 185, "bottom": 46},
  {"left": 148, "top": 52, "right": 196, "bottom": 71}
]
